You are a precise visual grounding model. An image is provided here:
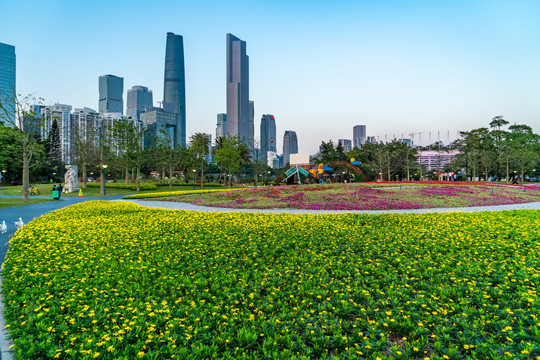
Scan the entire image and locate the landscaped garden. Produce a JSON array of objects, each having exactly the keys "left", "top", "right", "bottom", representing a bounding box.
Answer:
[
  {"left": 3, "top": 201, "right": 540, "bottom": 359},
  {"left": 142, "top": 182, "right": 540, "bottom": 210}
]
